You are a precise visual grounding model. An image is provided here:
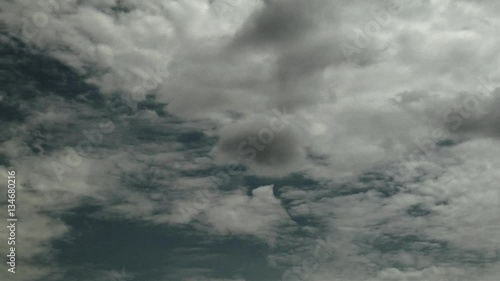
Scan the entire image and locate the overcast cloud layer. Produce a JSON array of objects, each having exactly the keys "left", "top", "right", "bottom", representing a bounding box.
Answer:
[{"left": 0, "top": 0, "right": 499, "bottom": 280}]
